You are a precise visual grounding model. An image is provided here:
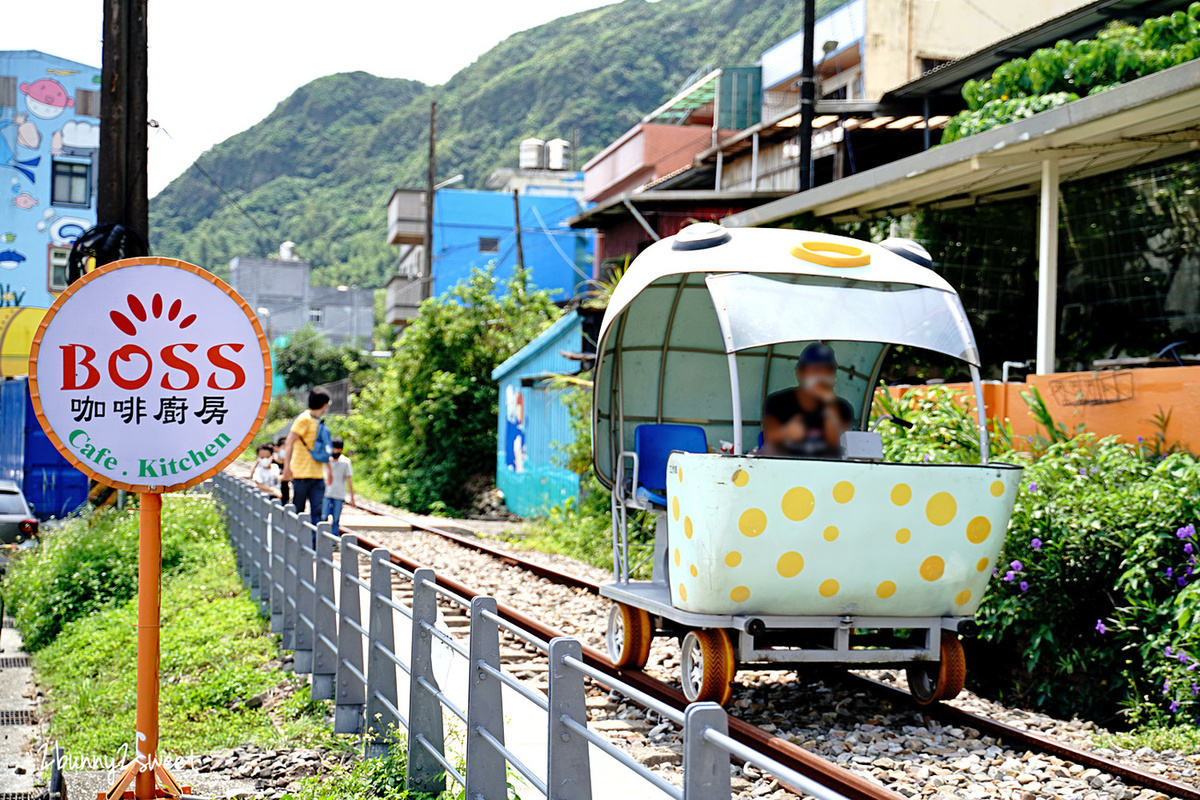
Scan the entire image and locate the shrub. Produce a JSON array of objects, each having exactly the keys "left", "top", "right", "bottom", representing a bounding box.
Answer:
[
  {"left": 3, "top": 495, "right": 223, "bottom": 651},
  {"left": 347, "top": 268, "right": 560, "bottom": 514},
  {"left": 876, "top": 386, "right": 1200, "bottom": 724}
]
